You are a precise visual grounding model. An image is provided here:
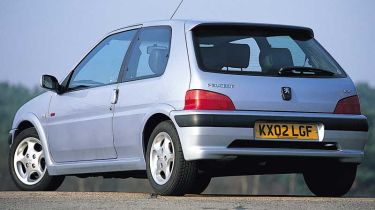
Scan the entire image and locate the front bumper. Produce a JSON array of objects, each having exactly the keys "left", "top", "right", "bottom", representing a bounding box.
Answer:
[{"left": 171, "top": 111, "right": 368, "bottom": 163}]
